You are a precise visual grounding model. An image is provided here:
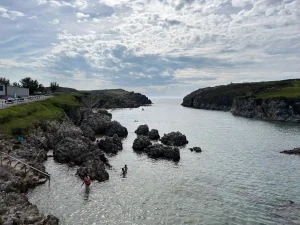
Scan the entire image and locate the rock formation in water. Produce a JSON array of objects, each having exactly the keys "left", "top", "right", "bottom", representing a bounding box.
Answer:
[
  {"left": 98, "top": 134, "right": 123, "bottom": 154},
  {"left": 182, "top": 79, "right": 300, "bottom": 122},
  {"left": 144, "top": 144, "right": 180, "bottom": 161},
  {"left": 135, "top": 124, "right": 149, "bottom": 135},
  {"left": 280, "top": 148, "right": 300, "bottom": 155},
  {"left": 148, "top": 129, "right": 160, "bottom": 140},
  {"left": 160, "top": 132, "right": 188, "bottom": 146},
  {"left": 132, "top": 136, "right": 152, "bottom": 151},
  {"left": 189, "top": 147, "right": 202, "bottom": 153}
]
